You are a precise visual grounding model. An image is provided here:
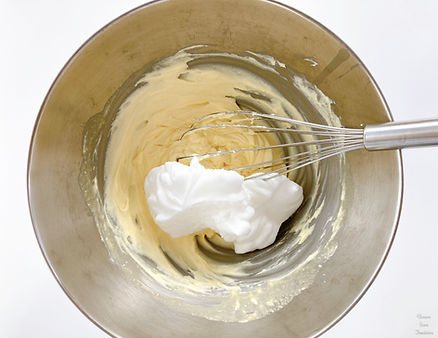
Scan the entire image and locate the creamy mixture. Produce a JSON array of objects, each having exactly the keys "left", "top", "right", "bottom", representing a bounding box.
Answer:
[
  {"left": 80, "top": 46, "right": 346, "bottom": 322},
  {"left": 104, "top": 48, "right": 307, "bottom": 280}
]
